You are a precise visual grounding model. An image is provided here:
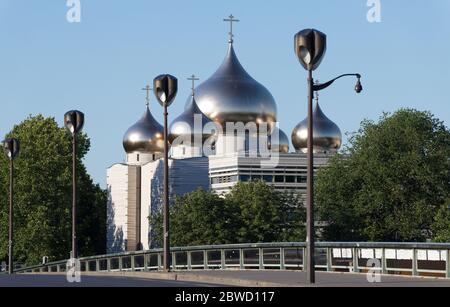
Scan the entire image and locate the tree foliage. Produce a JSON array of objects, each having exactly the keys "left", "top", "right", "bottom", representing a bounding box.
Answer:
[
  {"left": 0, "top": 115, "right": 106, "bottom": 265},
  {"left": 432, "top": 201, "right": 450, "bottom": 242},
  {"left": 151, "top": 181, "right": 305, "bottom": 247},
  {"left": 316, "top": 109, "right": 450, "bottom": 242}
]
